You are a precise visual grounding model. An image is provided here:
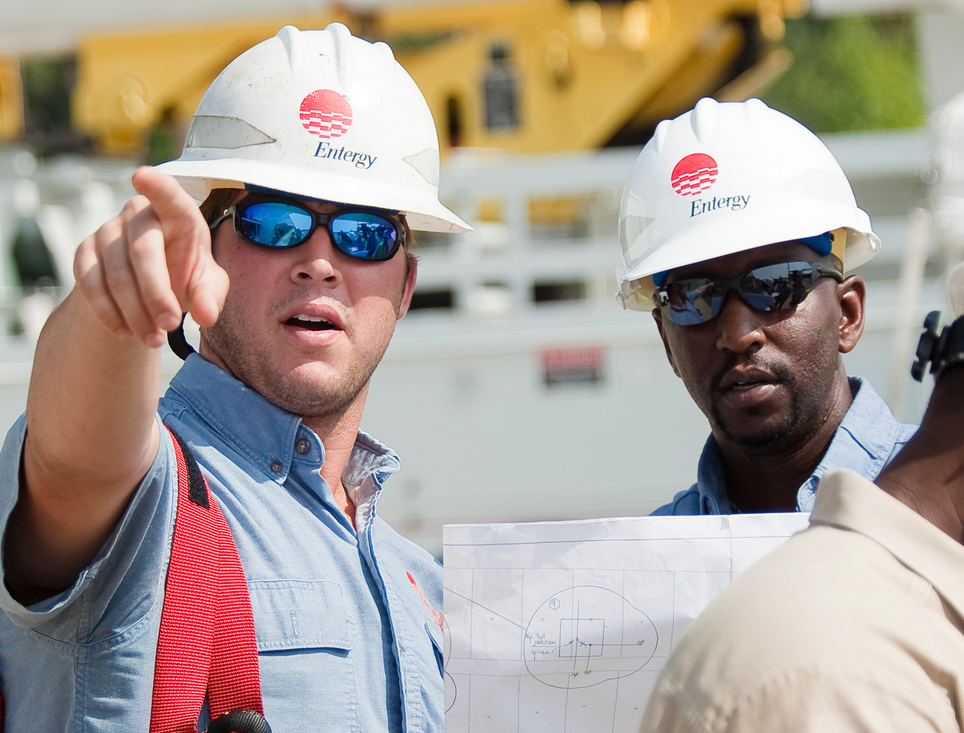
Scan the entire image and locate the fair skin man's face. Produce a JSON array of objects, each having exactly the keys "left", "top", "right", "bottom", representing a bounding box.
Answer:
[
  {"left": 653, "top": 242, "right": 865, "bottom": 453},
  {"left": 199, "top": 196, "right": 417, "bottom": 424}
]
